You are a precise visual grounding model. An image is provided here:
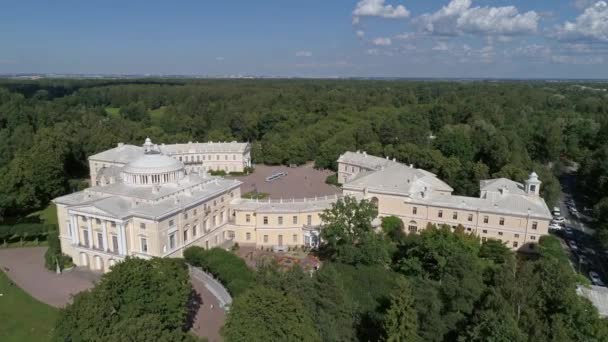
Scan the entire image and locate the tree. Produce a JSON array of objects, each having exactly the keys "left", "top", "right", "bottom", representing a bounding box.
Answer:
[
  {"left": 53, "top": 258, "right": 193, "bottom": 342},
  {"left": 320, "top": 196, "right": 391, "bottom": 265},
  {"left": 222, "top": 286, "right": 320, "bottom": 342},
  {"left": 383, "top": 277, "right": 420, "bottom": 342},
  {"left": 381, "top": 216, "right": 406, "bottom": 243}
]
